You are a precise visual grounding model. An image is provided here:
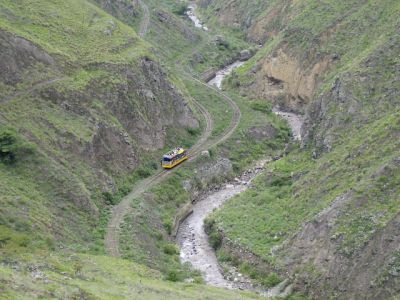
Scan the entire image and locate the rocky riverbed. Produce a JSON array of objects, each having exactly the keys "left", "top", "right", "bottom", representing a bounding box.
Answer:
[{"left": 176, "top": 161, "right": 267, "bottom": 291}]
